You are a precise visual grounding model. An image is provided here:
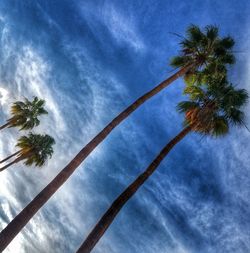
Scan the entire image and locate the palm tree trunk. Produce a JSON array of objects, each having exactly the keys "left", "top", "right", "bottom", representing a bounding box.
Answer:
[
  {"left": 0, "top": 156, "right": 24, "bottom": 172},
  {"left": 0, "top": 151, "right": 21, "bottom": 164},
  {"left": 76, "top": 126, "right": 191, "bottom": 253},
  {"left": 0, "top": 122, "right": 10, "bottom": 130},
  {"left": 0, "top": 64, "right": 194, "bottom": 251}
]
